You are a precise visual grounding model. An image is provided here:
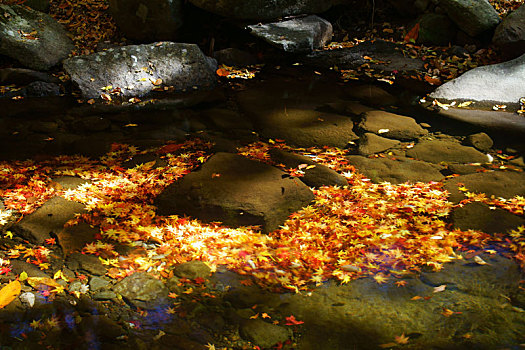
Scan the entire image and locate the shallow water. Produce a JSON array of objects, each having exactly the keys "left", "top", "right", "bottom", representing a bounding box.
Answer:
[{"left": 0, "top": 68, "right": 524, "bottom": 350}]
